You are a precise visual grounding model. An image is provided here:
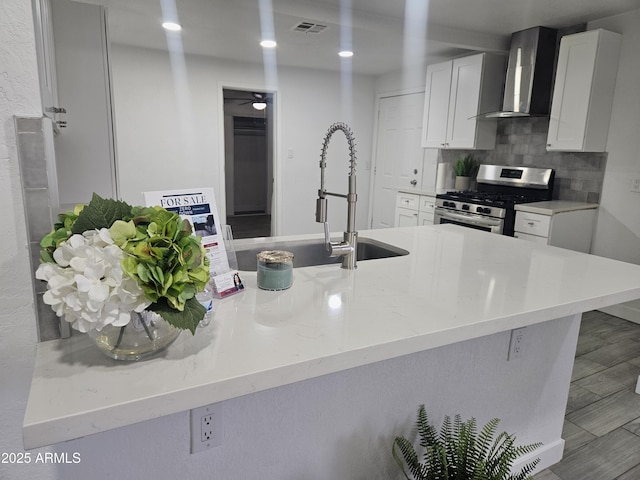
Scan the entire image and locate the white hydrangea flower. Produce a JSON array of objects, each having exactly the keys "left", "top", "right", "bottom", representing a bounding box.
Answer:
[{"left": 35, "top": 228, "right": 151, "bottom": 333}]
